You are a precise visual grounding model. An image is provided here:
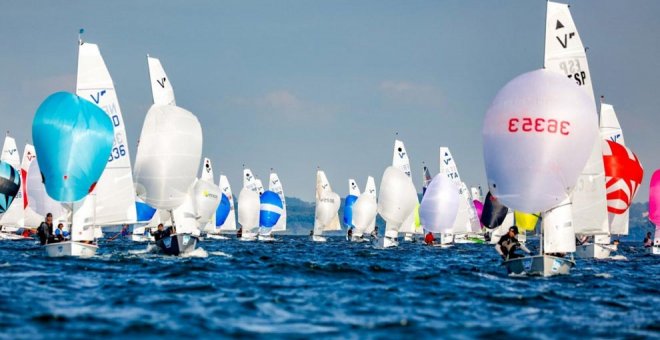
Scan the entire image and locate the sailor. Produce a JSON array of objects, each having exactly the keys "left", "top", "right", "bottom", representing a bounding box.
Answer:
[
  {"left": 643, "top": 232, "right": 653, "bottom": 248},
  {"left": 309, "top": 230, "right": 313, "bottom": 237},
  {"left": 150, "top": 224, "right": 165, "bottom": 243},
  {"left": 424, "top": 231, "right": 434, "bottom": 245},
  {"left": 495, "top": 226, "right": 530, "bottom": 260},
  {"left": 237, "top": 227, "right": 243, "bottom": 238},
  {"left": 371, "top": 226, "right": 379, "bottom": 239},
  {"left": 108, "top": 224, "right": 130, "bottom": 241},
  {"left": 37, "top": 213, "right": 54, "bottom": 245},
  {"left": 347, "top": 227, "right": 353, "bottom": 240},
  {"left": 54, "top": 223, "right": 70, "bottom": 241}
]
